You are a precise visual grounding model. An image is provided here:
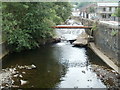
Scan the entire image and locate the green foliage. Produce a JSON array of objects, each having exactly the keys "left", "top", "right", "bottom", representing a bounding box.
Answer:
[
  {"left": 88, "top": 7, "right": 95, "bottom": 13},
  {"left": 76, "top": 2, "right": 91, "bottom": 9},
  {"left": 114, "top": 7, "right": 120, "bottom": 17},
  {"left": 2, "top": 2, "right": 71, "bottom": 52},
  {"left": 111, "top": 13, "right": 116, "bottom": 17},
  {"left": 54, "top": 2, "right": 72, "bottom": 21},
  {"left": 90, "top": 23, "right": 97, "bottom": 36},
  {"left": 111, "top": 29, "right": 118, "bottom": 36},
  {"left": 91, "top": 23, "right": 97, "bottom": 31}
]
